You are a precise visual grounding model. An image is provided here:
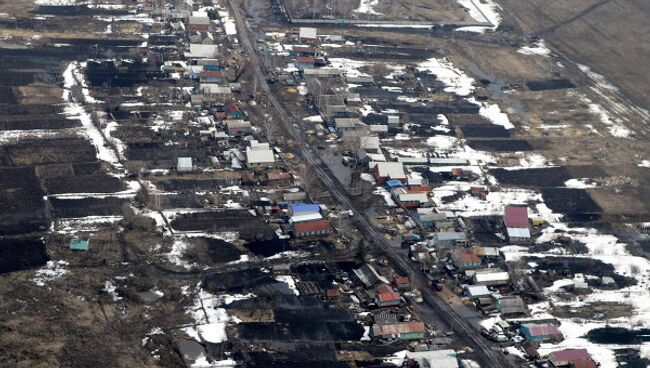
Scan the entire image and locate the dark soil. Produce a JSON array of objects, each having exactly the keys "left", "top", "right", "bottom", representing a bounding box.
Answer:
[
  {"left": 245, "top": 238, "right": 291, "bottom": 257},
  {"left": 461, "top": 125, "right": 511, "bottom": 138},
  {"left": 43, "top": 174, "right": 126, "bottom": 194},
  {"left": 526, "top": 79, "right": 576, "bottom": 91},
  {"left": 0, "top": 238, "right": 48, "bottom": 273},
  {"left": 49, "top": 197, "right": 129, "bottom": 217},
  {"left": 467, "top": 139, "right": 534, "bottom": 152},
  {"left": 541, "top": 188, "right": 602, "bottom": 215}
]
